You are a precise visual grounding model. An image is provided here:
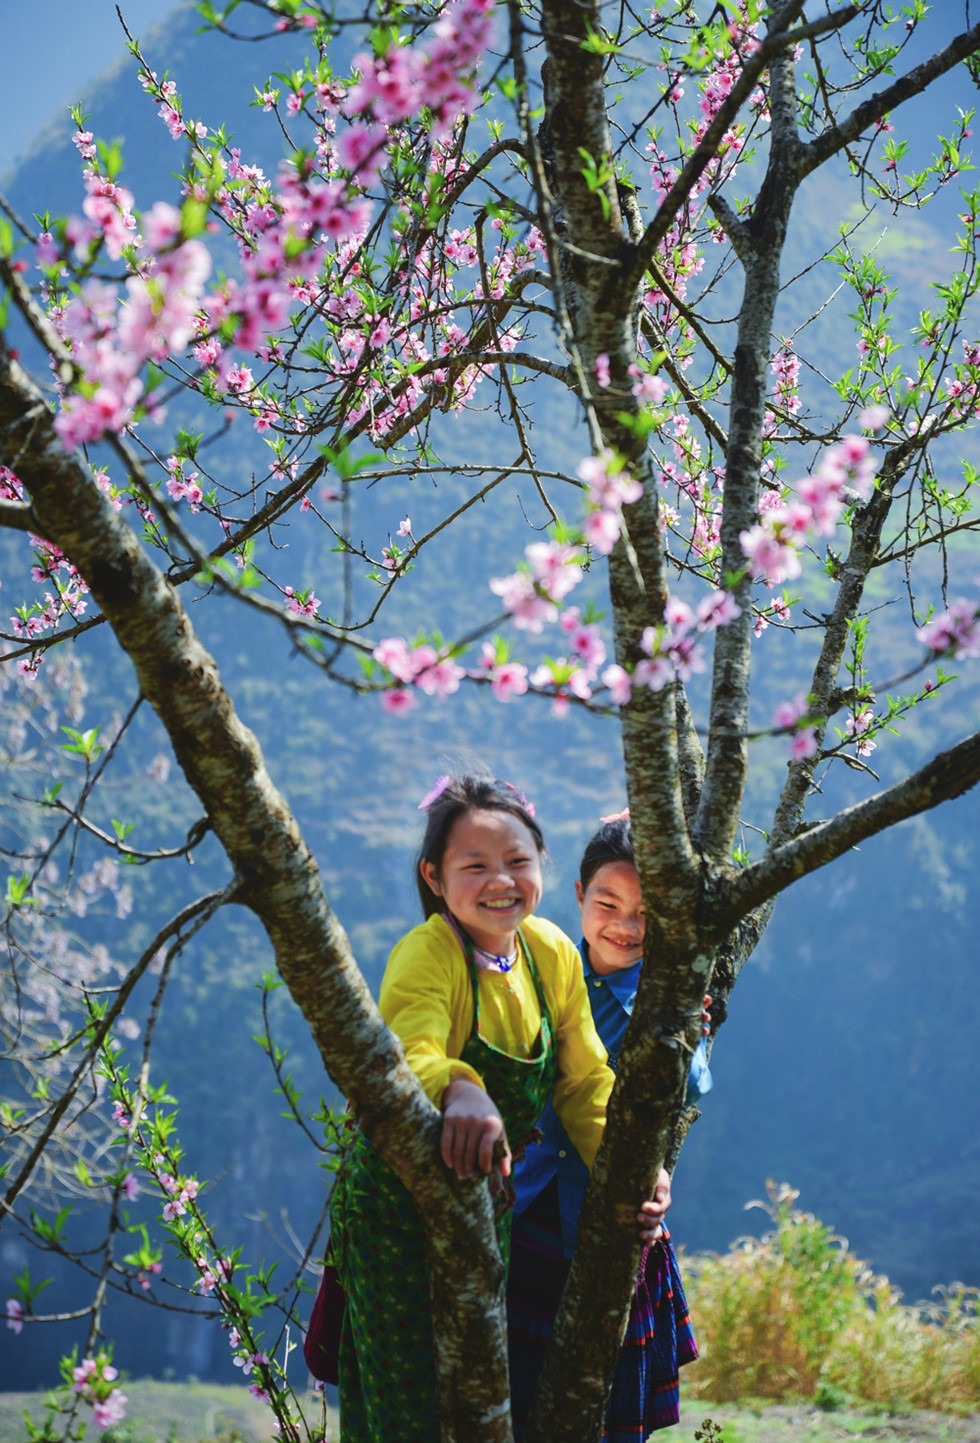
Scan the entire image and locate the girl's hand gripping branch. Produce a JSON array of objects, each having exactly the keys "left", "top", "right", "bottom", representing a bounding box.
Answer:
[
  {"left": 441, "top": 1077, "right": 512, "bottom": 1180},
  {"left": 637, "top": 1167, "right": 672, "bottom": 1244}
]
